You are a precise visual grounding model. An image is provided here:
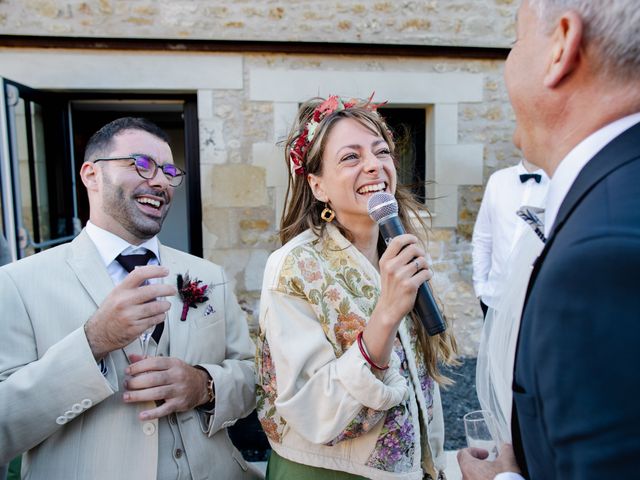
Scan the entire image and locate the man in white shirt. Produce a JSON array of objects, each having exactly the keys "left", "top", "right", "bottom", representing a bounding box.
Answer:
[
  {"left": 472, "top": 159, "right": 548, "bottom": 316},
  {"left": 459, "top": 1, "right": 640, "bottom": 479},
  {"left": 0, "top": 117, "right": 260, "bottom": 479}
]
